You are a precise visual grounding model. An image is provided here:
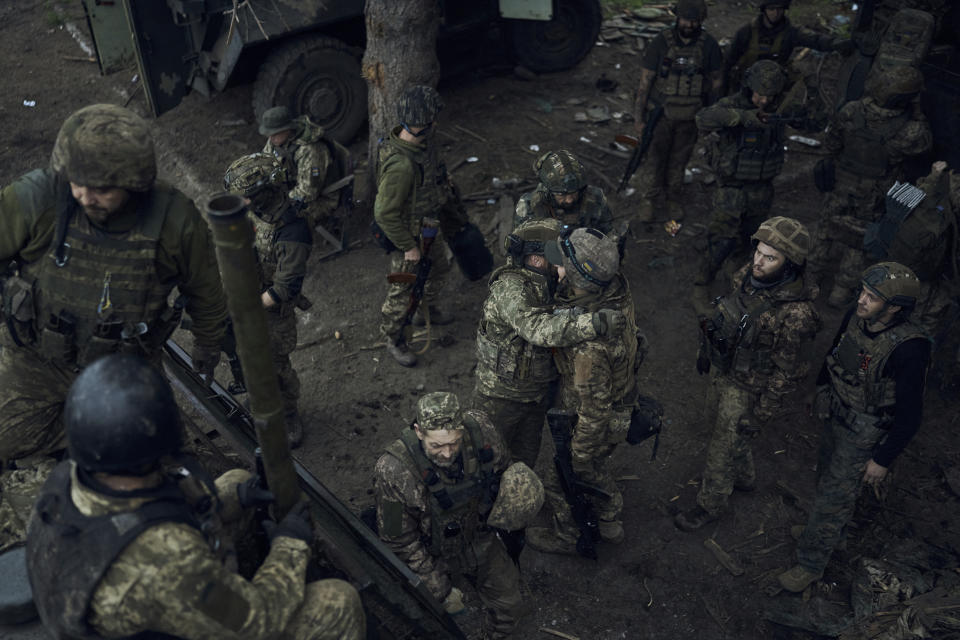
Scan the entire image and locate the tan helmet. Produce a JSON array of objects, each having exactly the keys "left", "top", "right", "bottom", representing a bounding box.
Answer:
[
  {"left": 51, "top": 104, "right": 156, "bottom": 192},
  {"left": 486, "top": 463, "right": 544, "bottom": 531},
  {"left": 545, "top": 227, "right": 620, "bottom": 293},
  {"left": 504, "top": 218, "right": 563, "bottom": 264},
  {"left": 751, "top": 216, "right": 810, "bottom": 265},
  {"left": 861, "top": 262, "right": 921, "bottom": 308},
  {"left": 743, "top": 59, "right": 787, "bottom": 96}
]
